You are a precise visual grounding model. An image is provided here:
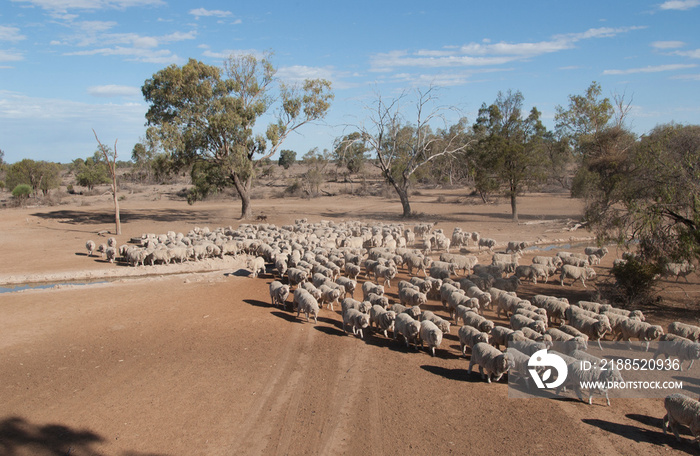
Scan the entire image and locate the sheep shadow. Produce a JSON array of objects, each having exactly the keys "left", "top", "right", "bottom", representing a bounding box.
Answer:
[
  {"left": 314, "top": 325, "right": 347, "bottom": 337},
  {"left": 243, "top": 299, "right": 272, "bottom": 309},
  {"left": 270, "top": 311, "right": 301, "bottom": 324},
  {"left": 420, "top": 365, "right": 488, "bottom": 383},
  {"left": 227, "top": 269, "right": 251, "bottom": 277},
  {"left": 581, "top": 417, "right": 696, "bottom": 453}
]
